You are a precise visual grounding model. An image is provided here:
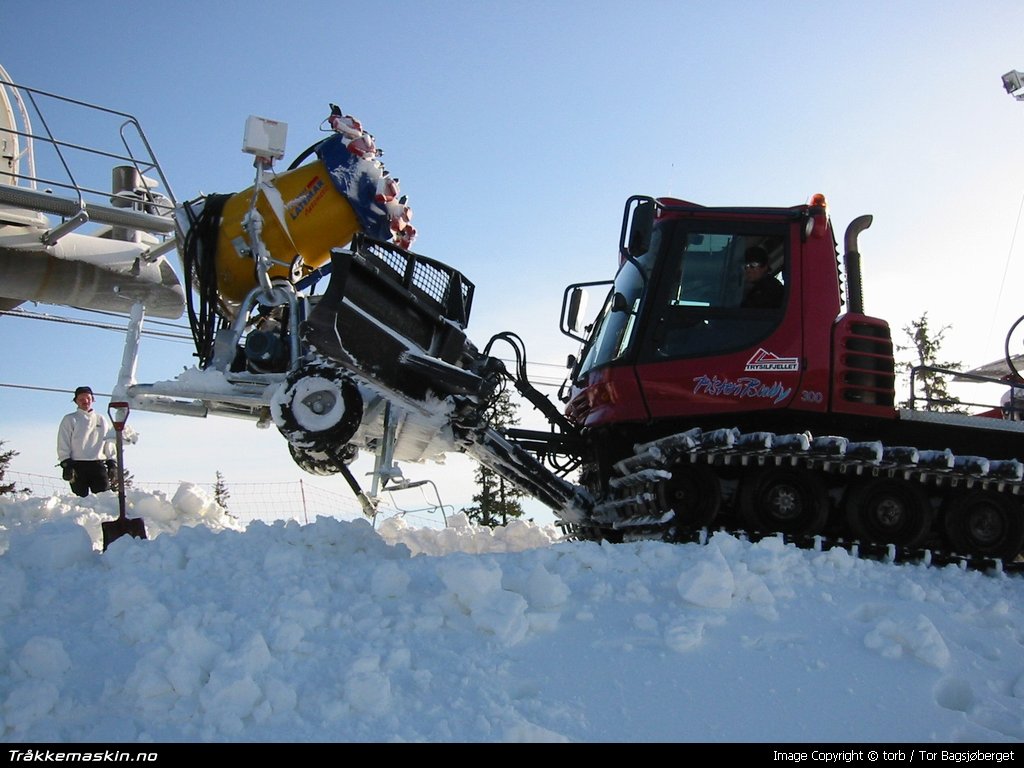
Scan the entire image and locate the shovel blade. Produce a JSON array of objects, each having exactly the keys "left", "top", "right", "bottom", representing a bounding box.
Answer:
[{"left": 102, "top": 516, "right": 147, "bottom": 551}]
